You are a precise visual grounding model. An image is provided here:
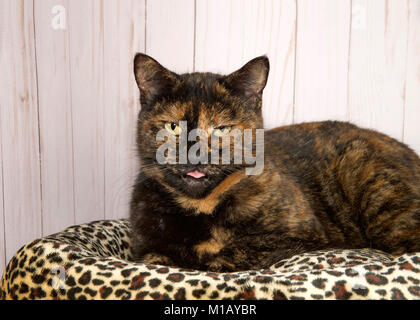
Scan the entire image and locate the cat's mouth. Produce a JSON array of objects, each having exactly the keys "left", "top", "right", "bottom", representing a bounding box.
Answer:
[
  {"left": 185, "top": 170, "right": 206, "bottom": 179},
  {"left": 181, "top": 169, "right": 209, "bottom": 185},
  {"left": 165, "top": 166, "right": 232, "bottom": 198}
]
